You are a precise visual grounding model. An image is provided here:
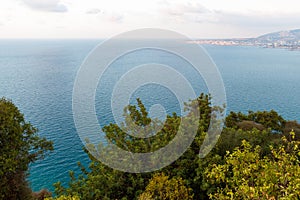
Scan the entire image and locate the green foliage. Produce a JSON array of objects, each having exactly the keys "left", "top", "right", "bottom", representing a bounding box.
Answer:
[
  {"left": 0, "top": 98, "right": 53, "bottom": 200},
  {"left": 45, "top": 195, "right": 80, "bottom": 200},
  {"left": 138, "top": 173, "right": 193, "bottom": 200},
  {"left": 102, "top": 97, "right": 179, "bottom": 154},
  {"left": 205, "top": 131, "right": 300, "bottom": 199},
  {"left": 54, "top": 160, "right": 151, "bottom": 200},
  {"left": 283, "top": 120, "right": 300, "bottom": 139},
  {"left": 225, "top": 110, "right": 286, "bottom": 132},
  {"left": 198, "top": 127, "right": 284, "bottom": 197},
  {"left": 54, "top": 94, "right": 213, "bottom": 199},
  {"left": 213, "top": 128, "right": 281, "bottom": 157},
  {"left": 54, "top": 93, "right": 300, "bottom": 200}
]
